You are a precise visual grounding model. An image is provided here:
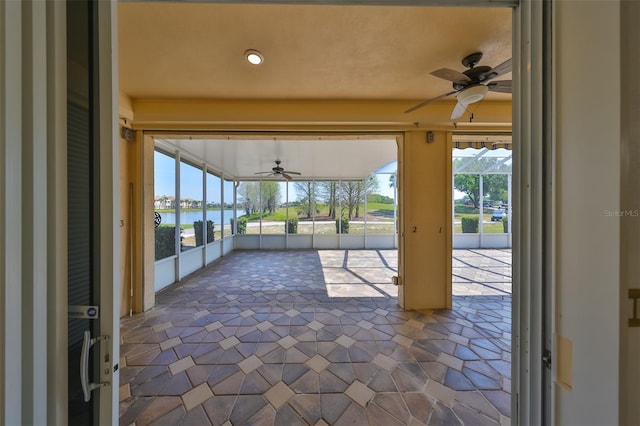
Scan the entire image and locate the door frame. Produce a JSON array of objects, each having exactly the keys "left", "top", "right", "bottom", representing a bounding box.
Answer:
[
  {"left": 0, "top": 0, "right": 549, "bottom": 425},
  {"left": 49, "top": 0, "right": 120, "bottom": 424},
  {"left": 99, "top": 0, "right": 548, "bottom": 424},
  {"left": 96, "top": 0, "right": 120, "bottom": 423}
]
